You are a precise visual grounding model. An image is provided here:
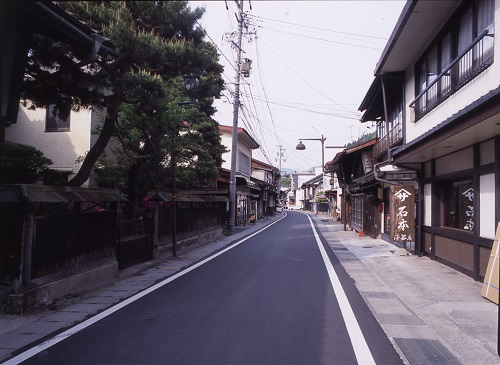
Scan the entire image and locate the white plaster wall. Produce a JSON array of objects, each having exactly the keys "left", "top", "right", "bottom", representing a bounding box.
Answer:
[
  {"left": 5, "top": 105, "right": 91, "bottom": 181},
  {"left": 220, "top": 129, "right": 253, "bottom": 173},
  {"left": 435, "top": 147, "right": 473, "bottom": 176},
  {"left": 404, "top": 3, "right": 500, "bottom": 144},
  {"left": 220, "top": 130, "right": 233, "bottom": 170},
  {"left": 252, "top": 170, "right": 265, "bottom": 181},
  {"left": 480, "top": 173, "right": 496, "bottom": 239},
  {"left": 290, "top": 172, "right": 314, "bottom": 209},
  {"left": 297, "top": 173, "right": 314, "bottom": 187},
  {"left": 424, "top": 183, "right": 432, "bottom": 226}
]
